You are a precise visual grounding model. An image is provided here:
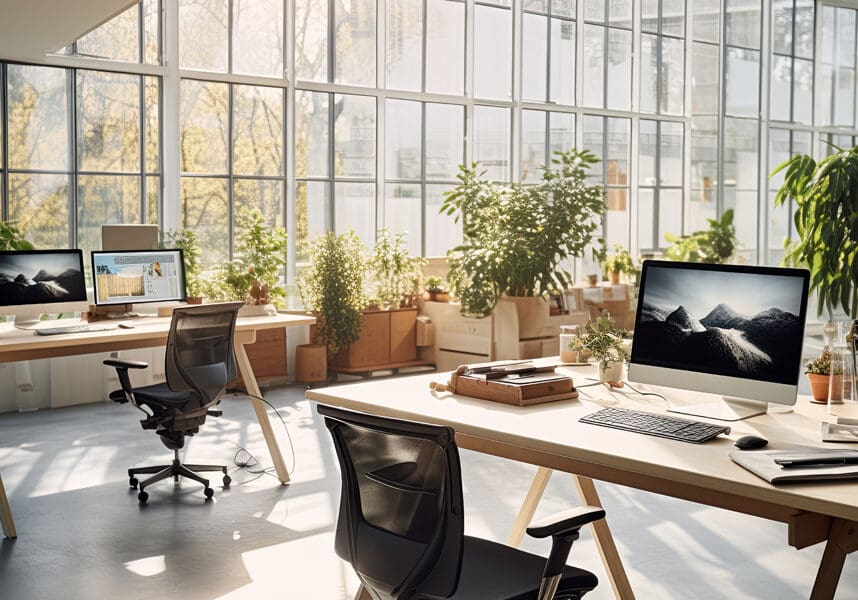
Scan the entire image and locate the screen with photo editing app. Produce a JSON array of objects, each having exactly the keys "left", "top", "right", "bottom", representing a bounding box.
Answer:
[{"left": 92, "top": 250, "right": 186, "bottom": 306}]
